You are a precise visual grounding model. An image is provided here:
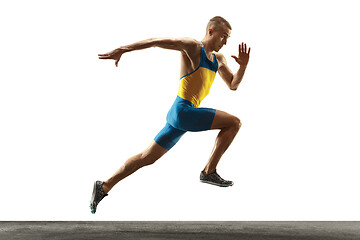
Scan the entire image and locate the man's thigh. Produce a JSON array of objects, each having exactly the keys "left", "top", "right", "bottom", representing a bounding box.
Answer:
[
  {"left": 210, "top": 110, "right": 240, "bottom": 130},
  {"left": 179, "top": 106, "right": 216, "bottom": 132}
]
